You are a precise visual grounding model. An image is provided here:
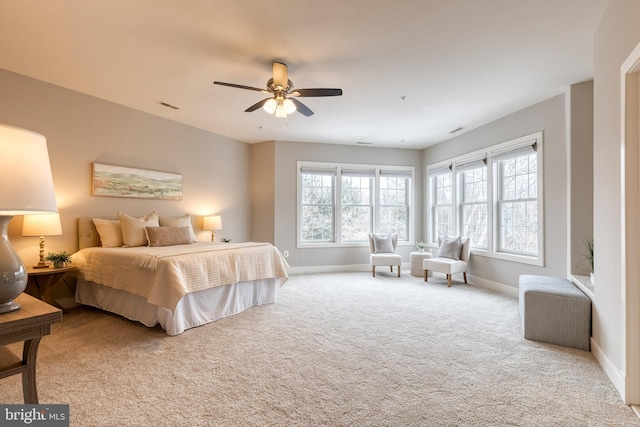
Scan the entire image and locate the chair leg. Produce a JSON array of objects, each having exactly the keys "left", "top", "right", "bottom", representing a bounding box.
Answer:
[
  {"left": 463, "top": 272, "right": 467, "bottom": 283},
  {"left": 424, "top": 270, "right": 429, "bottom": 282},
  {"left": 390, "top": 266, "right": 393, "bottom": 272},
  {"left": 372, "top": 266, "right": 376, "bottom": 277},
  {"left": 447, "top": 274, "right": 452, "bottom": 287},
  {"left": 398, "top": 266, "right": 401, "bottom": 277}
]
